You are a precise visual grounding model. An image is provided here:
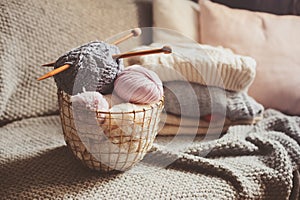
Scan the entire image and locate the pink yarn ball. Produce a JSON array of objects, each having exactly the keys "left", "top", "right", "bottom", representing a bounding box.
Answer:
[{"left": 114, "top": 65, "right": 163, "bottom": 104}]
